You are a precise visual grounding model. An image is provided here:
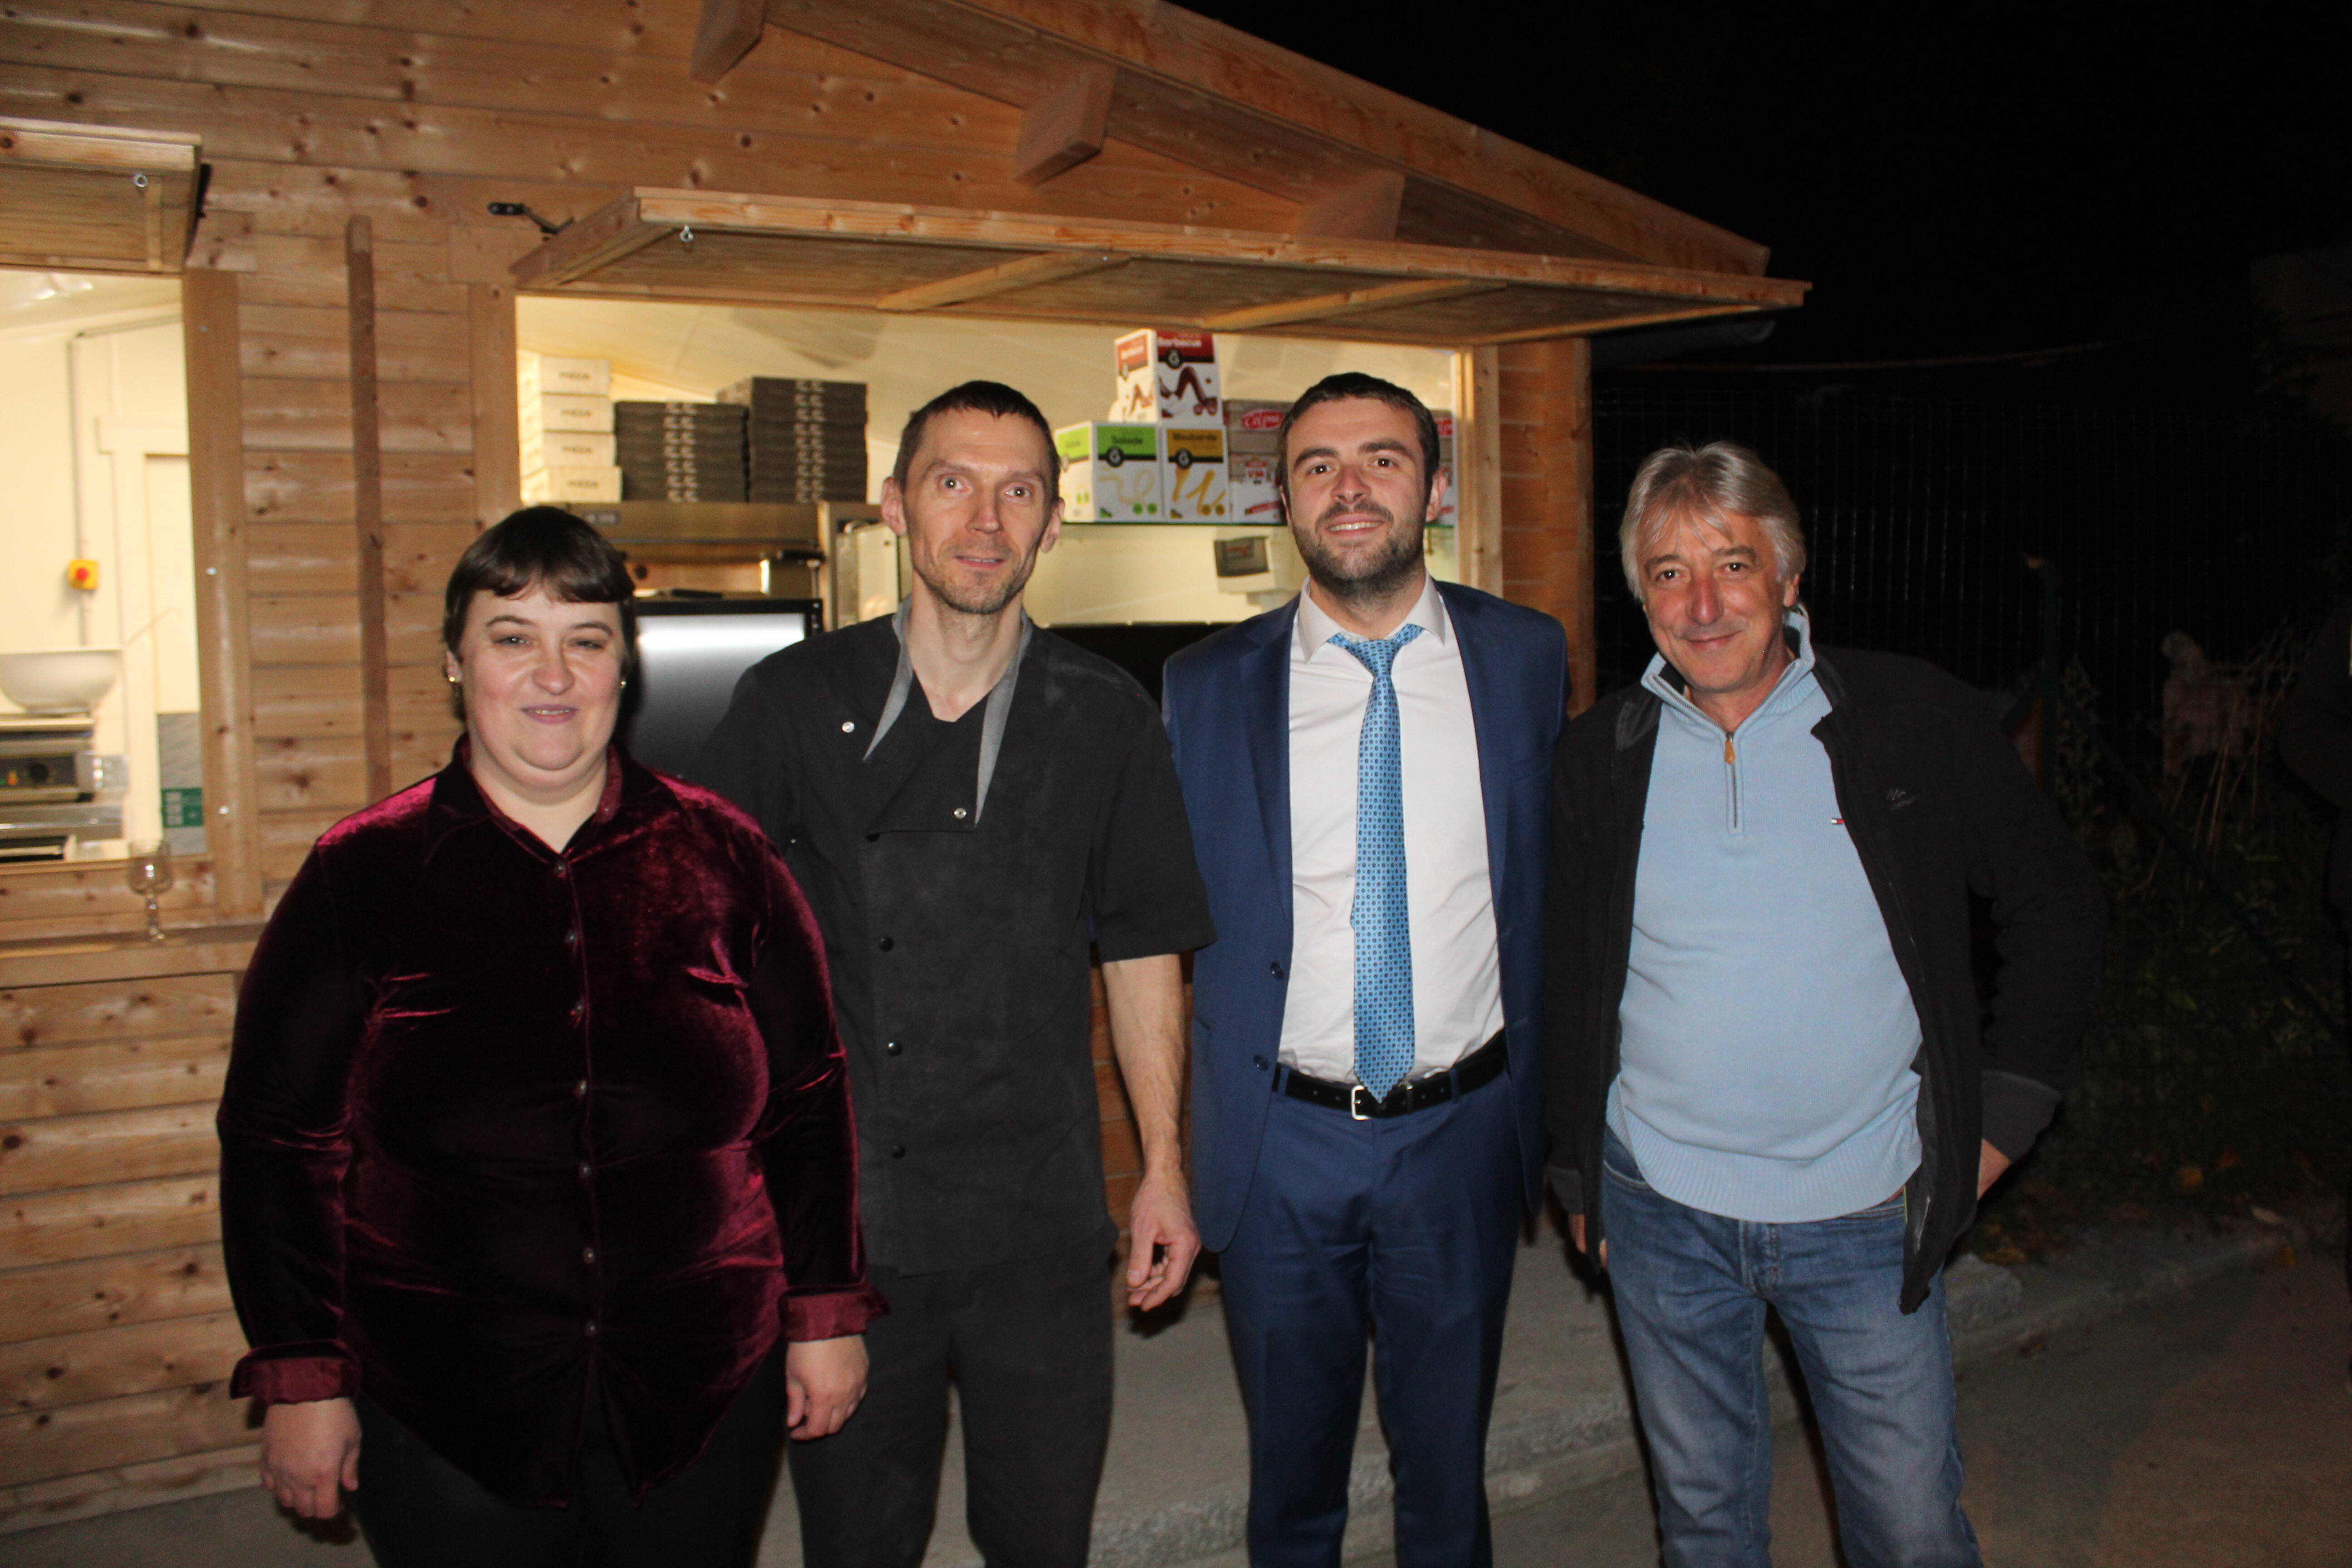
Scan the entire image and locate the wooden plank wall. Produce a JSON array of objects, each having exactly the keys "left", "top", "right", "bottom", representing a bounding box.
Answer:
[
  {"left": 0, "top": 957, "right": 254, "bottom": 1530},
  {"left": 1497, "top": 337, "right": 1598, "bottom": 713}
]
